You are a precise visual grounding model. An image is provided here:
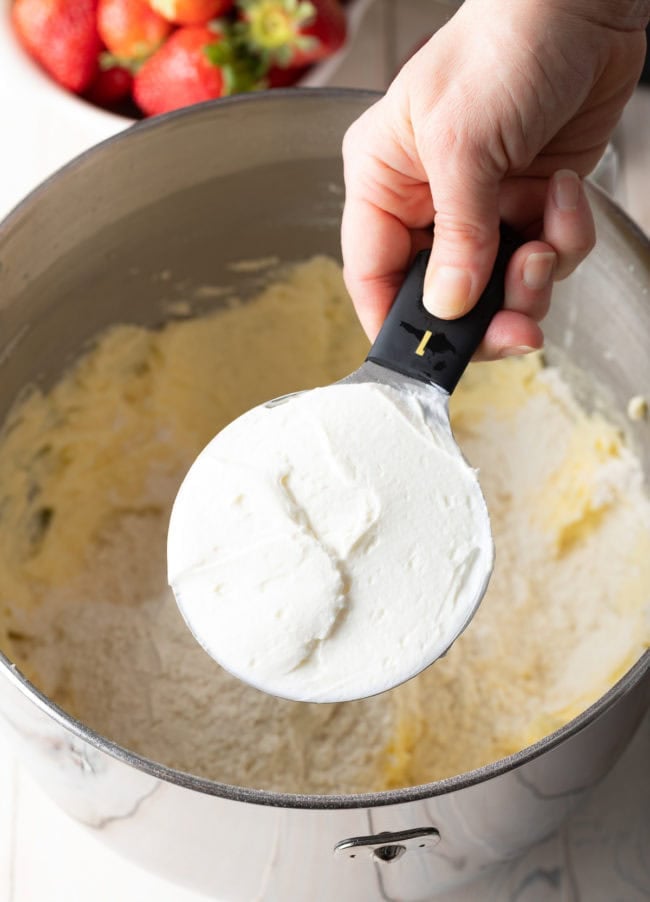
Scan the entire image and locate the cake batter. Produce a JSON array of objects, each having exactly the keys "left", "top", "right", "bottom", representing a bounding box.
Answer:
[{"left": 0, "top": 257, "right": 648, "bottom": 792}]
